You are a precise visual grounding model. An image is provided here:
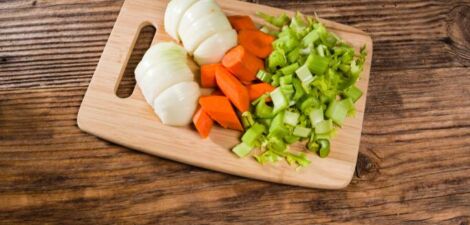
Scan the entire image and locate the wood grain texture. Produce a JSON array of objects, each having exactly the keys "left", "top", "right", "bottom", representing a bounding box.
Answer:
[{"left": 0, "top": 0, "right": 469, "bottom": 224}]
